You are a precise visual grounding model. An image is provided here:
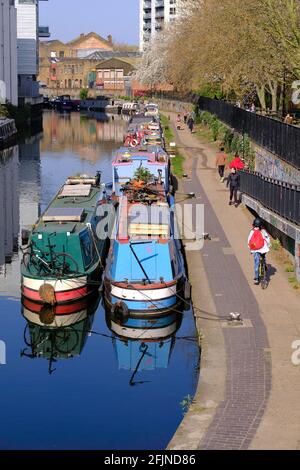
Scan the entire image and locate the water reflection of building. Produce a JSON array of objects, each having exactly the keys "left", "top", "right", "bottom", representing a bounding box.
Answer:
[
  {"left": 0, "top": 134, "right": 41, "bottom": 296},
  {"left": 106, "top": 310, "right": 182, "bottom": 377},
  {"left": 40, "top": 111, "right": 126, "bottom": 163},
  {"left": 0, "top": 146, "right": 19, "bottom": 277},
  {"left": 21, "top": 295, "right": 100, "bottom": 374},
  {"left": 19, "top": 135, "right": 42, "bottom": 227}
]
